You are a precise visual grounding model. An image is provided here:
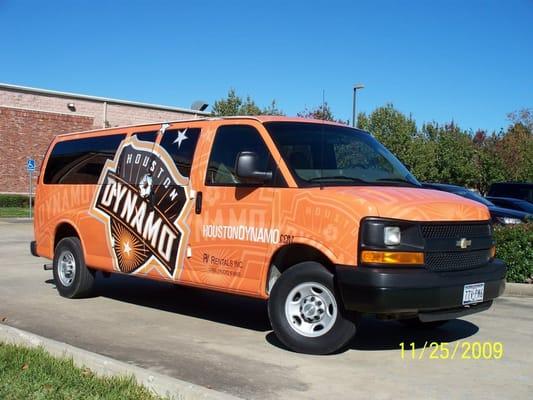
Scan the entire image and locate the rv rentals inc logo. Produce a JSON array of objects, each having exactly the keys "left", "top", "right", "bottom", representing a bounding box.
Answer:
[{"left": 90, "top": 131, "right": 193, "bottom": 279}]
